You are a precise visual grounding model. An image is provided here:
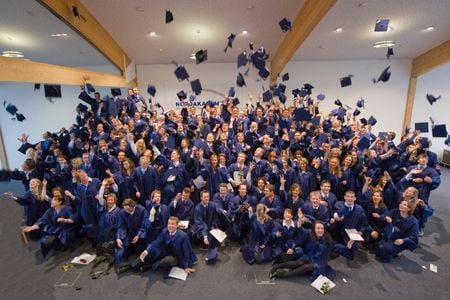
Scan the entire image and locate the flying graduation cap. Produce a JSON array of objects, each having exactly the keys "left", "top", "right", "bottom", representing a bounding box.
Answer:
[
  {"left": 177, "top": 90, "right": 187, "bottom": 101},
  {"left": 147, "top": 85, "right": 157, "bottom": 97},
  {"left": 190, "top": 79, "right": 203, "bottom": 95},
  {"left": 174, "top": 65, "right": 190, "bottom": 81},
  {"left": 236, "top": 73, "right": 246, "bottom": 87},
  {"left": 386, "top": 47, "right": 394, "bottom": 60},
  {"left": 317, "top": 93, "right": 326, "bottom": 101},
  {"left": 426, "top": 94, "right": 441, "bottom": 105},
  {"left": 165, "top": 10, "right": 174, "bottom": 24},
  {"left": 374, "top": 19, "right": 390, "bottom": 32},
  {"left": 357, "top": 98, "right": 365, "bottom": 108},
  {"left": 237, "top": 52, "right": 248, "bottom": 68},
  {"left": 373, "top": 65, "right": 391, "bottom": 83},
  {"left": 195, "top": 49, "right": 208, "bottom": 64},
  {"left": 303, "top": 83, "right": 314, "bottom": 95},
  {"left": 4, "top": 101, "right": 18, "bottom": 115},
  {"left": 224, "top": 33, "right": 237, "bottom": 52},
  {"left": 281, "top": 72, "right": 289, "bottom": 82},
  {"left": 279, "top": 18, "right": 292, "bottom": 32},
  {"left": 258, "top": 67, "right": 270, "bottom": 80},
  {"left": 228, "top": 87, "right": 235, "bottom": 98},
  {"left": 340, "top": 75, "right": 353, "bottom": 88}
]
